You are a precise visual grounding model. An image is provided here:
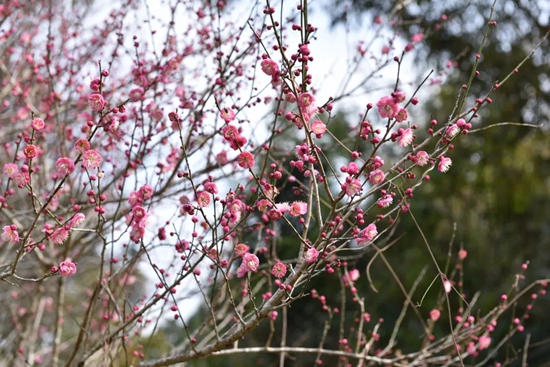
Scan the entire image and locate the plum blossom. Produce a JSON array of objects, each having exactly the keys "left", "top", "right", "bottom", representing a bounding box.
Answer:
[
  {"left": 289, "top": 201, "right": 307, "bottom": 216},
  {"left": 478, "top": 335, "right": 491, "bottom": 350},
  {"left": 237, "top": 253, "right": 259, "bottom": 277},
  {"left": 82, "top": 149, "right": 102, "bottom": 169},
  {"left": 260, "top": 58, "right": 279, "bottom": 76},
  {"left": 237, "top": 151, "right": 254, "bottom": 169},
  {"left": 377, "top": 194, "right": 393, "bottom": 208},
  {"left": 377, "top": 96, "right": 399, "bottom": 119},
  {"left": 357, "top": 223, "right": 377, "bottom": 245},
  {"left": 304, "top": 247, "right": 319, "bottom": 263},
  {"left": 311, "top": 120, "right": 326, "bottom": 138},
  {"left": 395, "top": 108, "right": 408, "bottom": 122},
  {"left": 438, "top": 156, "right": 452, "bottom": 173},
  {"left": 59, "top": 259, "right": 77, "bottom": 277},
  {"left": 139, "top": 184, "right": 154, "bottom": 199},
  {"left": 50, "top": 227, "right": 69, "bottom": 244},
  {"left": 342, "top": 177, "right": 362, "bottom": 197},
  {"left": 297, "top": 92, "right": 315, "bottom": 109},
  {"left": 234, "top": 243, "right": 250, "bottom": 257},
  {"left": 271, "top": 262, "right": 287, "bottom": 278},
  {"left": 3, "top": 163, "right": 18, "bottom": 179},
  {"left": 88, "top": 93, "right": 106, "bottom": 111},
  {"left": 430, "top": 309, "right": 441, "bottom": 321},
  {"left": 70, "top": 213, "right": 86, "bottom": 228},
  {"left": 2, "top": 225, "right": 19, "bottom": 244},
  {"left": 196, "top": 191, "right": 210, "bottom": 208},
  {"left": 343, "top": 269, "right": 360, "bottom": 286},
  {"left": 446, "top": 124, "right": 460, "bottom": 138},
  {"left": 220, "top": 107, "right": 235, "bottom": 123},
  {"left": 369, "top": 169, "right": 386, "bottom": 185},
  {"left": 398, "top": 128, "right": 414, "bottom": 147},
  {"left": 414, "top": 151, "right": 430, "bottom": 166},
  {"left": 56, "top": 157, "right": 75, "bottom": 176},
  {"left": 31, "top": 118, "right": 45, "bottom": 131},
  {"left": 74, "top": 138, "right": 90, "bottom": 154}
]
